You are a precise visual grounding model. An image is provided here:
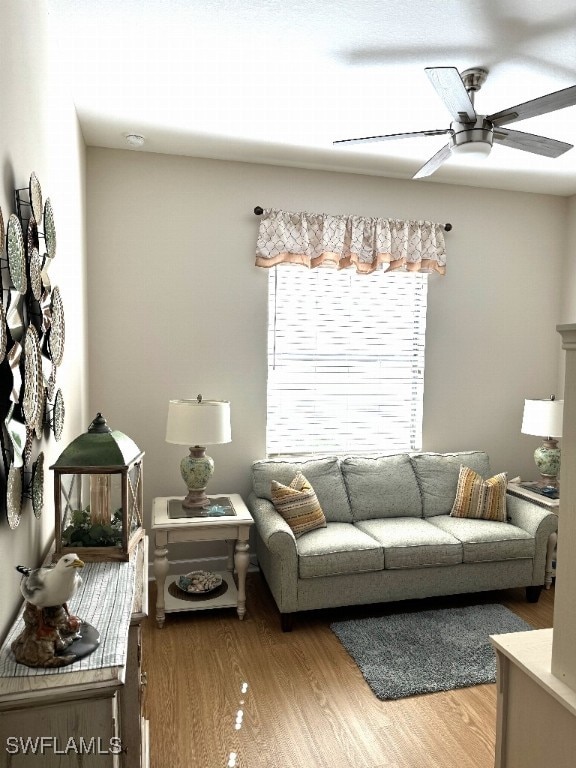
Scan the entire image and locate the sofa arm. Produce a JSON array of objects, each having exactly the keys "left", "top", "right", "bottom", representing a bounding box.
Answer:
[
  {"left": 506, "top": 492, "right": 558, "bottom": 584},
  {"left": 247, "top": 494, "right": 297, "bottom": 556},
  {"left": 247, "top": 492, "right": 299, "bottom": 614}
]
